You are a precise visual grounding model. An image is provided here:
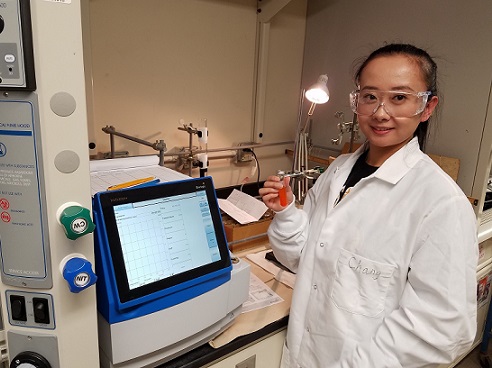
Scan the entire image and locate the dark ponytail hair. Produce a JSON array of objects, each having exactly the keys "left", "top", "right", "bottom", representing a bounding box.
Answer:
[{"left": 354, "top": 44, "right": 438, "bottom": 150}]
